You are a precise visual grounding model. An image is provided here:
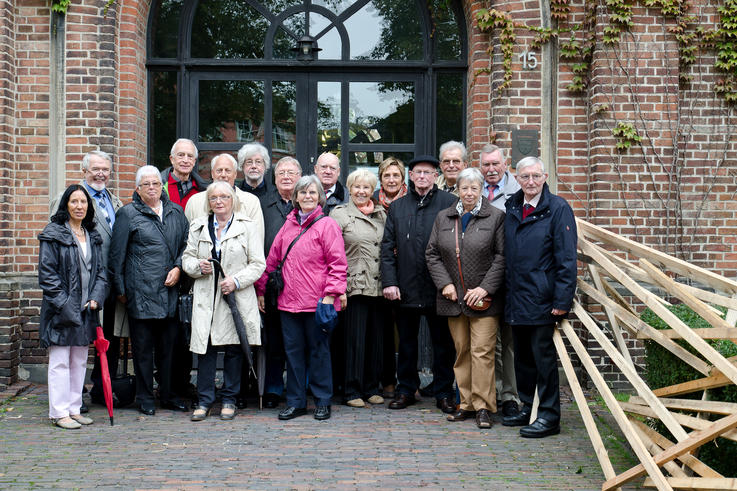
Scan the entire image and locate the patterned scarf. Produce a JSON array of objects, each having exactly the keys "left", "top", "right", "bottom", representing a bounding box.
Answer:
[{"left": 377, "top": 183, "right": 408, "bottom": 211}]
